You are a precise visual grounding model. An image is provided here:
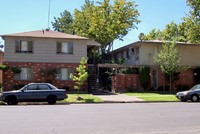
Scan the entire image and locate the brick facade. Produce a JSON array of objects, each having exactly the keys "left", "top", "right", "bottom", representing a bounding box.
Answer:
[
  {"left": 0, "top": 51, "right": 3, "bottom": 84},
  {"left": 112, "top": 74, "right": 140, "bottom": 93},
  {"left": 176, "top": 69, "right": 195, "bottom": 88},
  {"left": 149, "top": 68, "right": 195, "bottom": 91},
  {"left": 111, "top": 68, "right": 195, "bottom": 93},
  {"left": 3, "top": 62, "right": 88, "bottom": 91}
]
